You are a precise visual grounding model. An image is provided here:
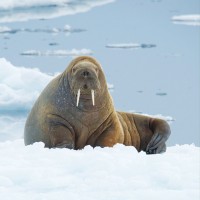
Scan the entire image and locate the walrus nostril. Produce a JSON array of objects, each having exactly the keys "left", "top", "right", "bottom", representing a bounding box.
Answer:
[{"left": 82, "top": 71, "right": 90, "bottom": 77}]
